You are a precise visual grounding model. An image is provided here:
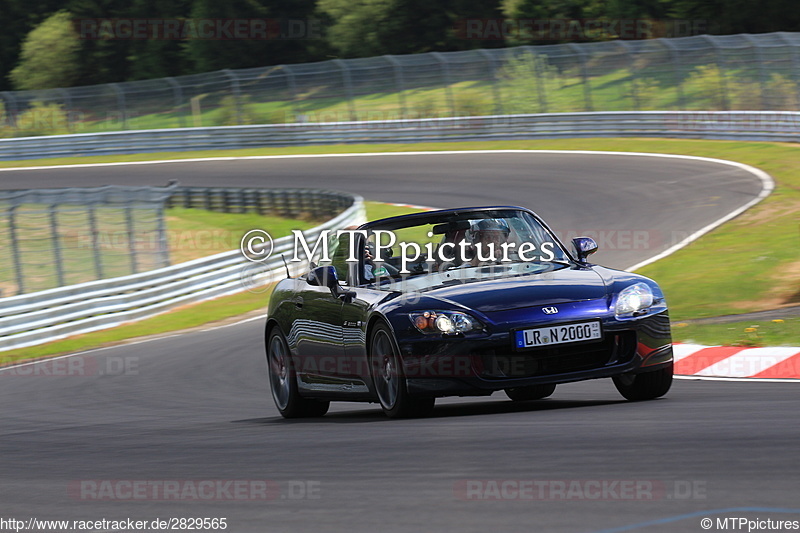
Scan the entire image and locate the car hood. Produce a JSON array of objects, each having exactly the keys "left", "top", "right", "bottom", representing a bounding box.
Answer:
[{"left": 395, "top": 264, "right": 608, "bottom": 313}]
